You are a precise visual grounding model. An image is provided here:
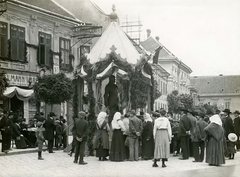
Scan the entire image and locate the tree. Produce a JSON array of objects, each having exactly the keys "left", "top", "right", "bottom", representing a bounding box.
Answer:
[
  {"left": 167, "top": 90, "right": 180, "bottom": 114},
  {"left": 179, "top": 93, "right": 194, "bottom": 110},
  {"left": 0, "top": 72, "right": 8, "bottom": 98},
  {"left": 33, "top": 73, "right": 73, "bottom": 111}
]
